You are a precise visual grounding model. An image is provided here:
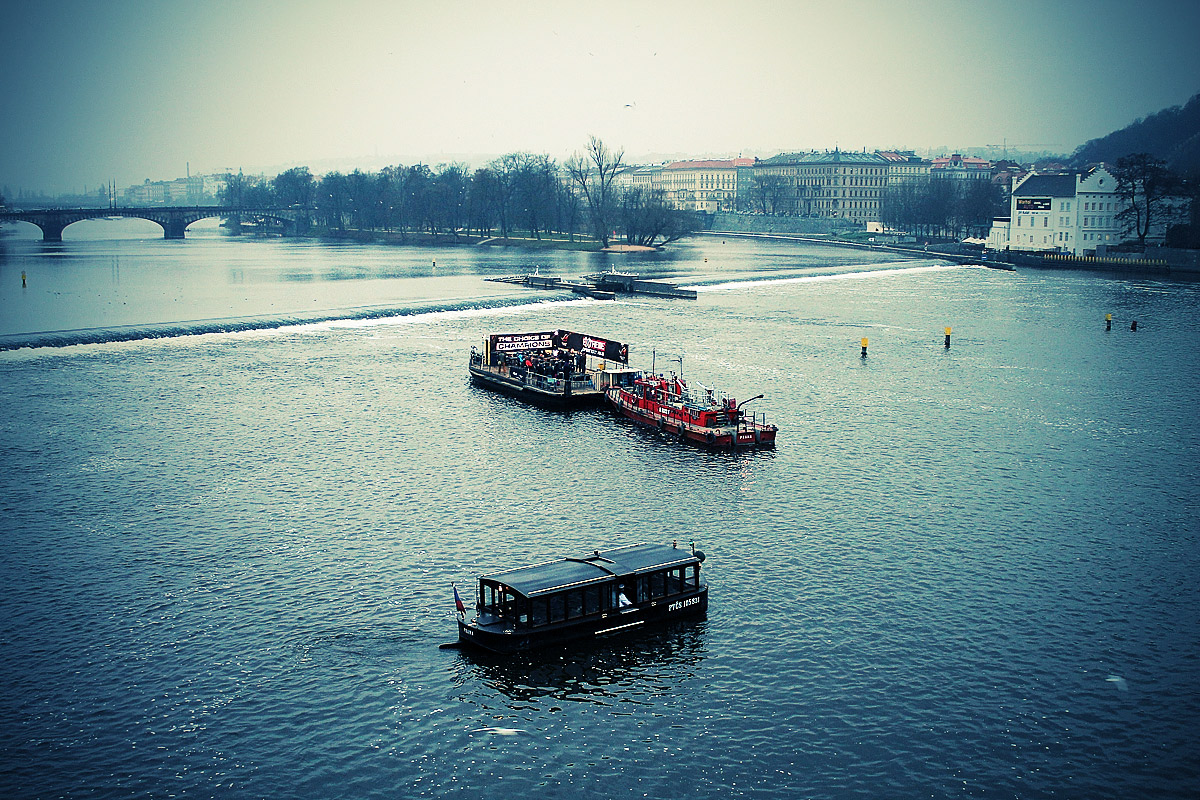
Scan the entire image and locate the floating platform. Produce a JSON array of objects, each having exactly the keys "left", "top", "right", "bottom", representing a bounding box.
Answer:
[{"left": 487, "top": 271, "right": 695, "bottom": 300}]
